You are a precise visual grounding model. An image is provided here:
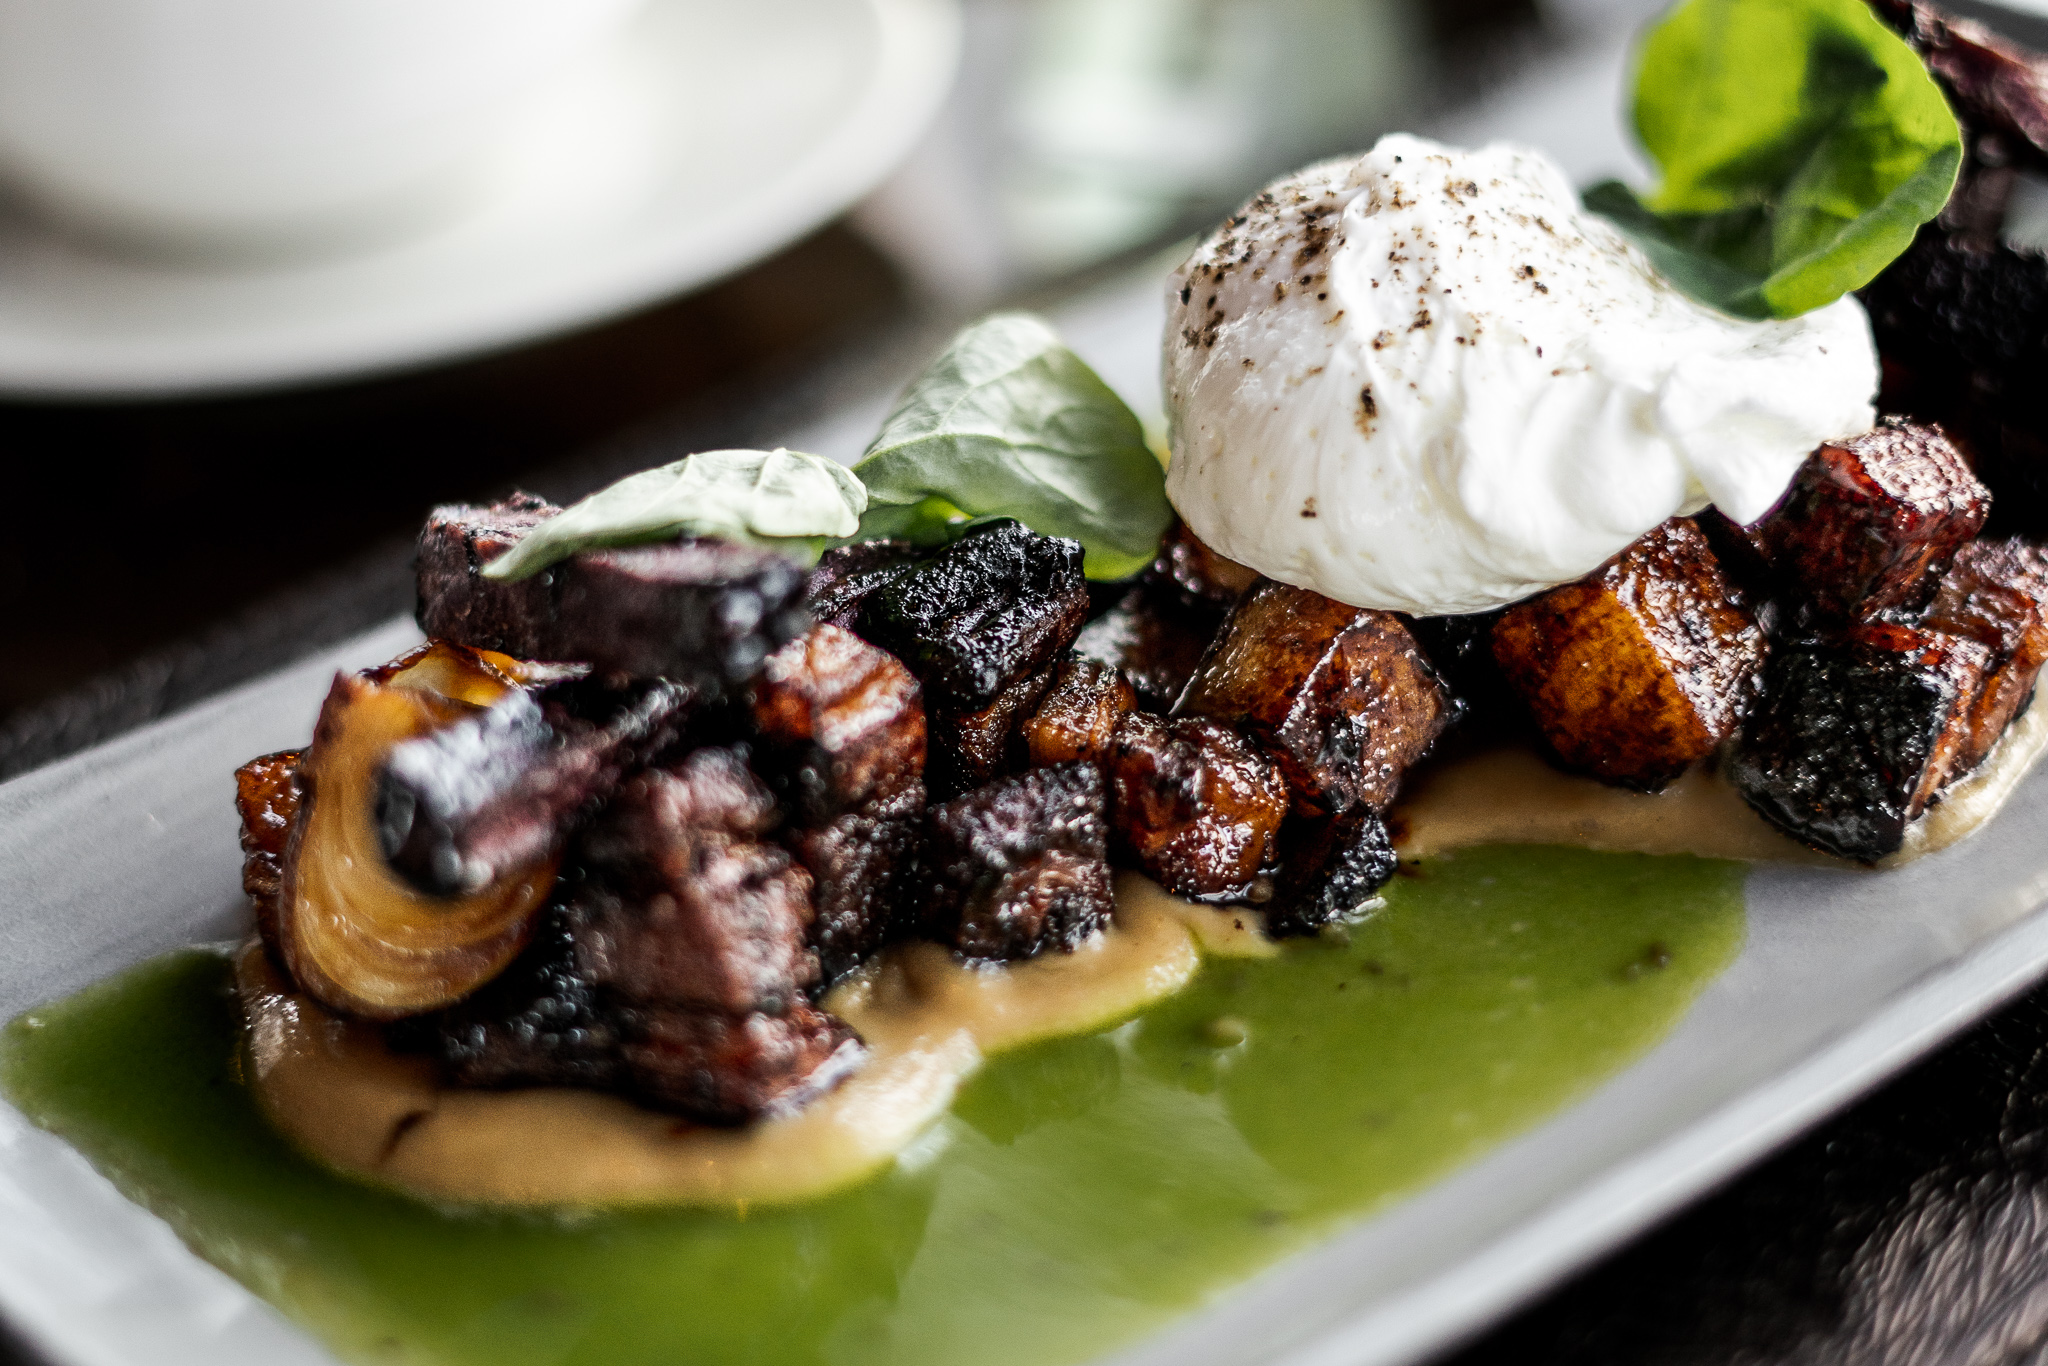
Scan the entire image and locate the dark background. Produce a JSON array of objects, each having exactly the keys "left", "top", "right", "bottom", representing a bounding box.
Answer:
[{"left": 10, "top": 0, "right": 2048, "bottom": 1362}]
